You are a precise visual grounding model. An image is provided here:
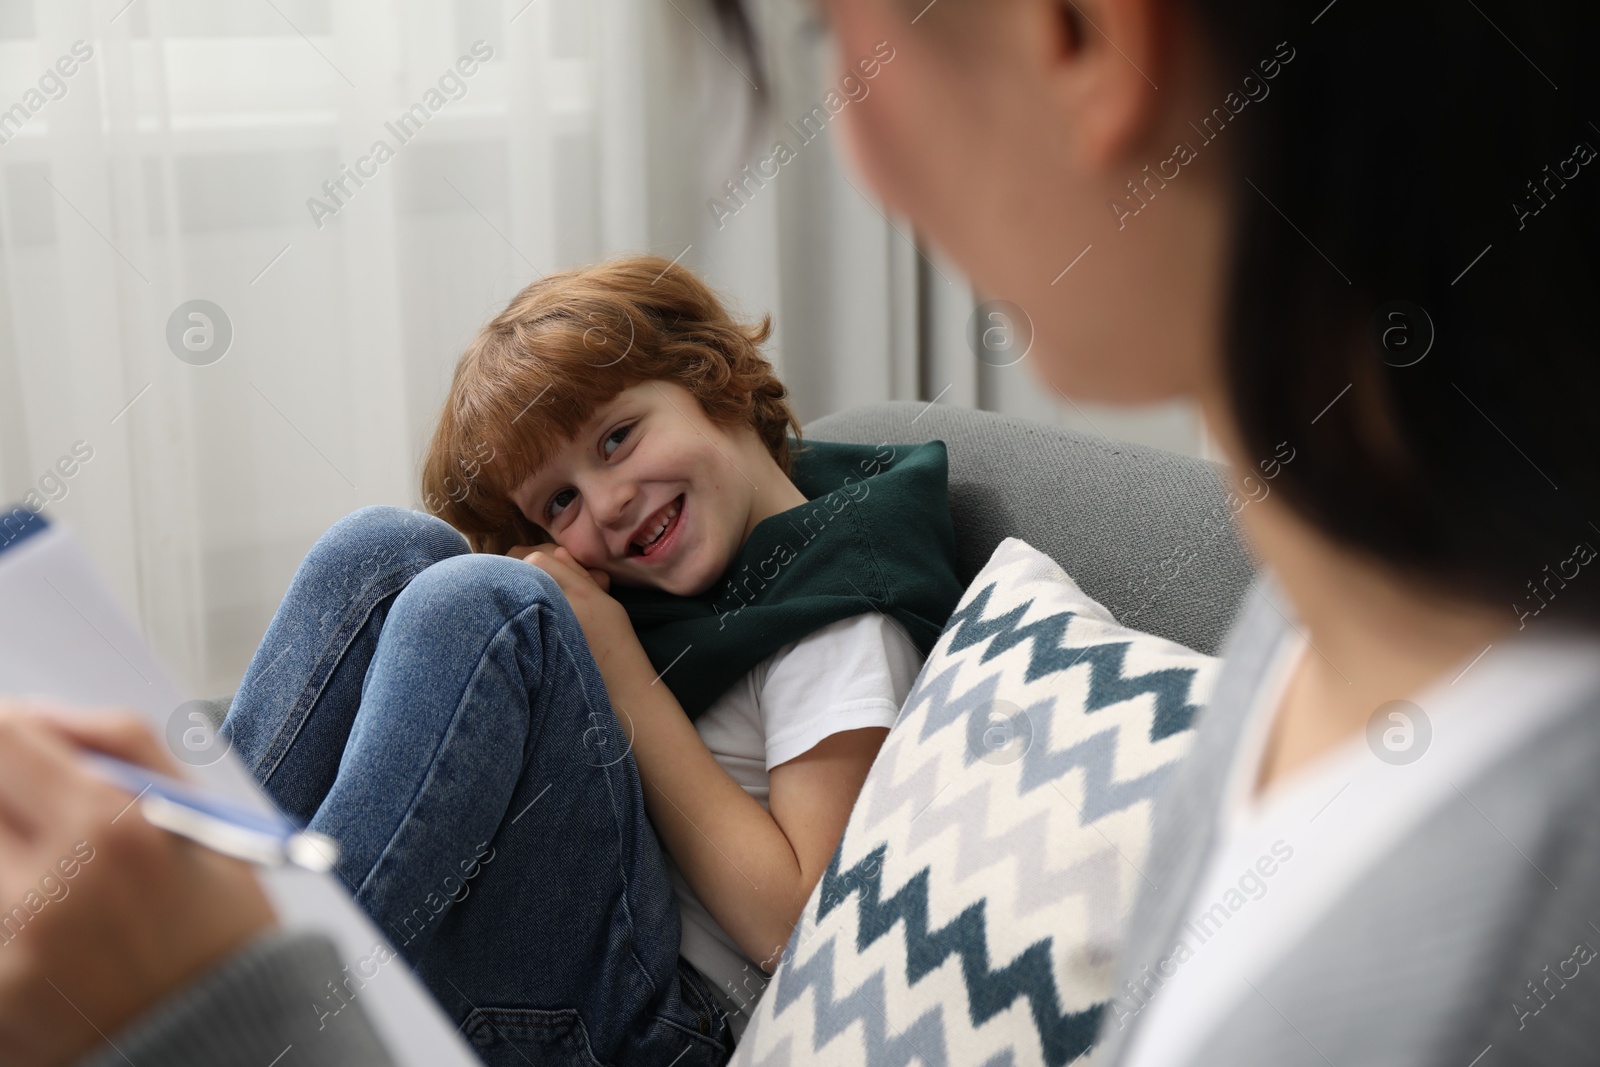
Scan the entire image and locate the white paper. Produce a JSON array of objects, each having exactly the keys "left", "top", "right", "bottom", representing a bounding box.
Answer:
[{"left": 0, "top": 517, "right": 479, "bottom": 1066}]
